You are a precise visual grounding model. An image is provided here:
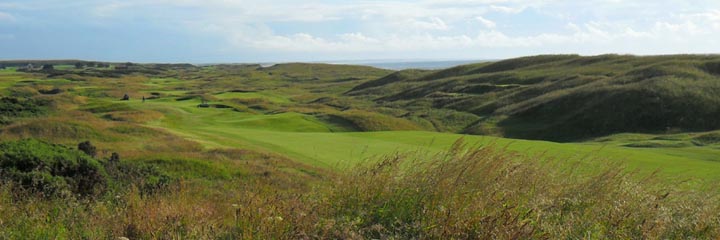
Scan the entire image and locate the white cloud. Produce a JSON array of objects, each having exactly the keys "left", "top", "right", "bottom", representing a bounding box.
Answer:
[
  {"left": 206, "top": 11, "right": 720, "bottom": 56},
  {"left": 409, "top": 17, "right": 449, "bottom": 30},
  {"left": 489, "top": 5, "right": 525, "bottom": 14},
  {"left": 475, "top": 16, "right": 496, "bottom": 28},
  {"left": 12, "top": 0, "right": 720, "bottom": 60},
  {"left": 81, "top": 1, "right": 720, "bottom": 55}
]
